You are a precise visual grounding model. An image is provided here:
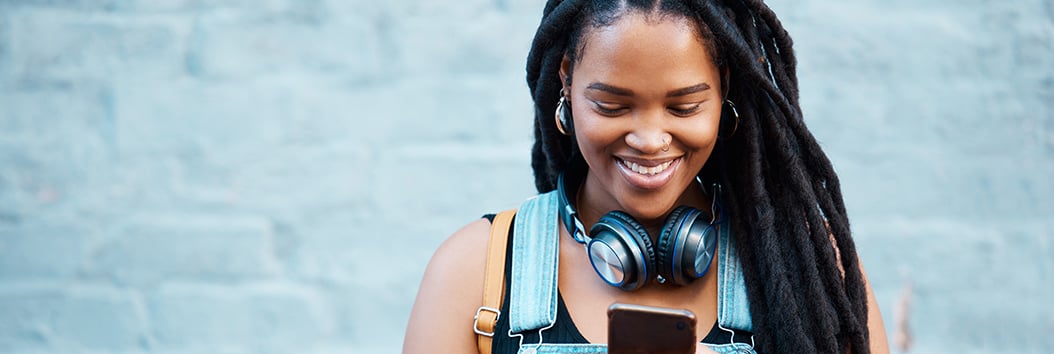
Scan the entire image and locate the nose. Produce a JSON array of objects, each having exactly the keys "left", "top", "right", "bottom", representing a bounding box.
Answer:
[{"left": 625, "top": 125, "right": 671, "bottom": 154}]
